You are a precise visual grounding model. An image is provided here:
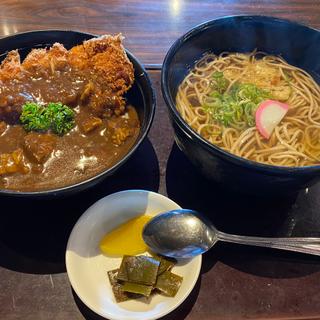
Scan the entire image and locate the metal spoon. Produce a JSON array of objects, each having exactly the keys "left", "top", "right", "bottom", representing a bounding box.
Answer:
[{"left": 142, "top": 209, "right": 320, "bottom": 259}]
